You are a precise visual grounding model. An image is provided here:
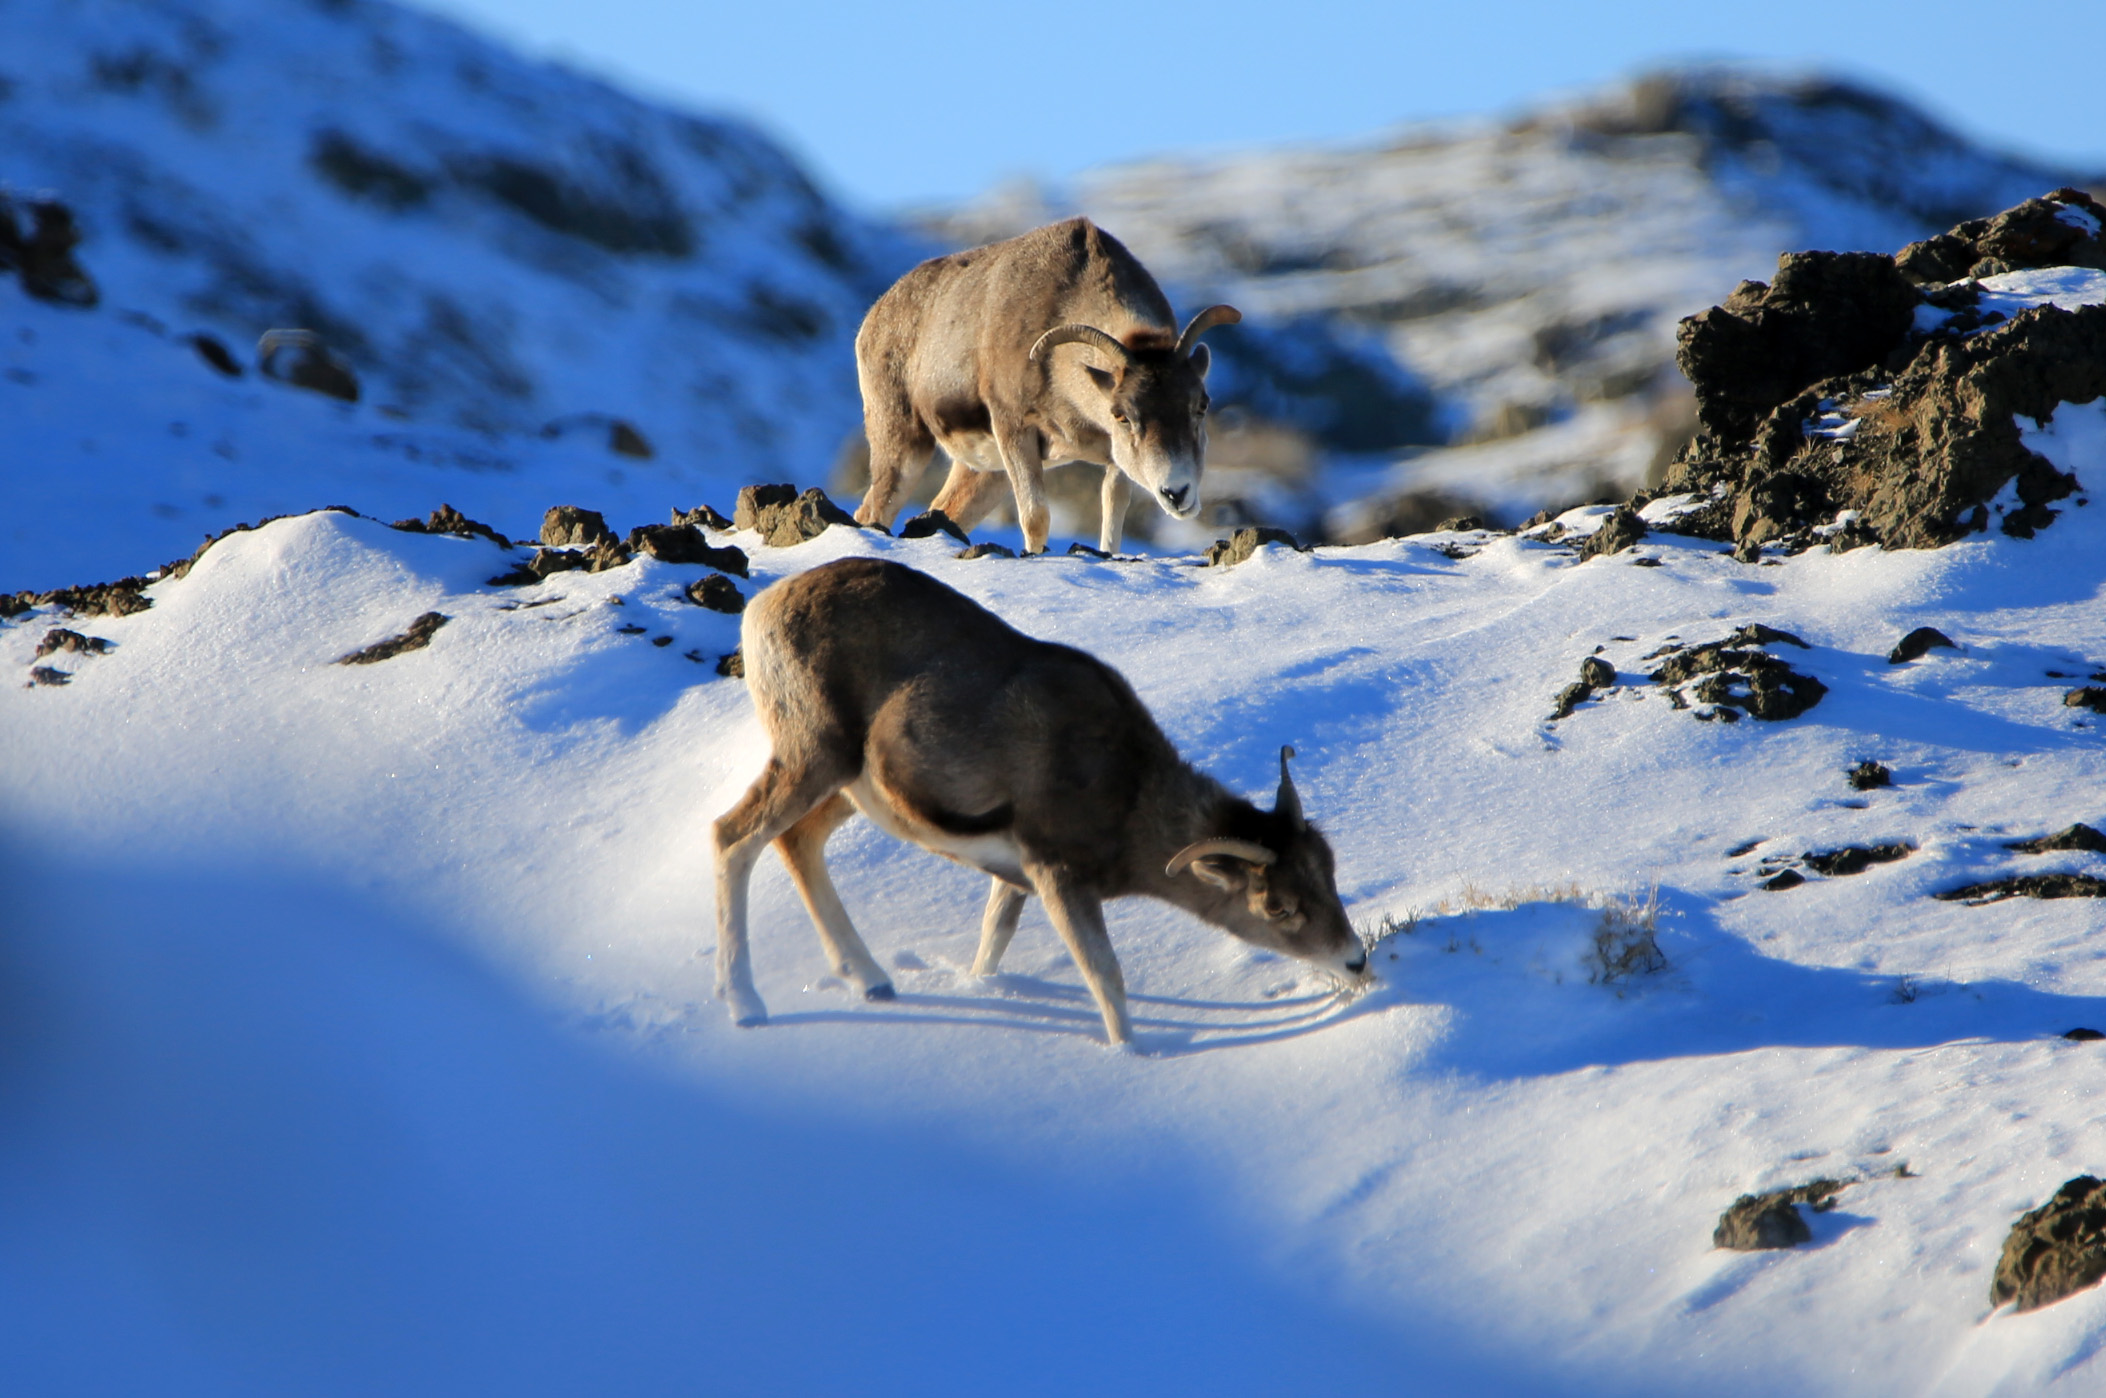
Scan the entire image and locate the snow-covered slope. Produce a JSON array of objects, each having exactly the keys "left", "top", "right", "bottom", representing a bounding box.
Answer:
[
  {"left": 922, "top": 70, "right": 2100, "bottom": 534},
  {"left": 8, "top": 393, "right": 2106, "bottom": 1391},
  {"left": 1, "top": 0, "right": 911, "bottom": 587}
]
